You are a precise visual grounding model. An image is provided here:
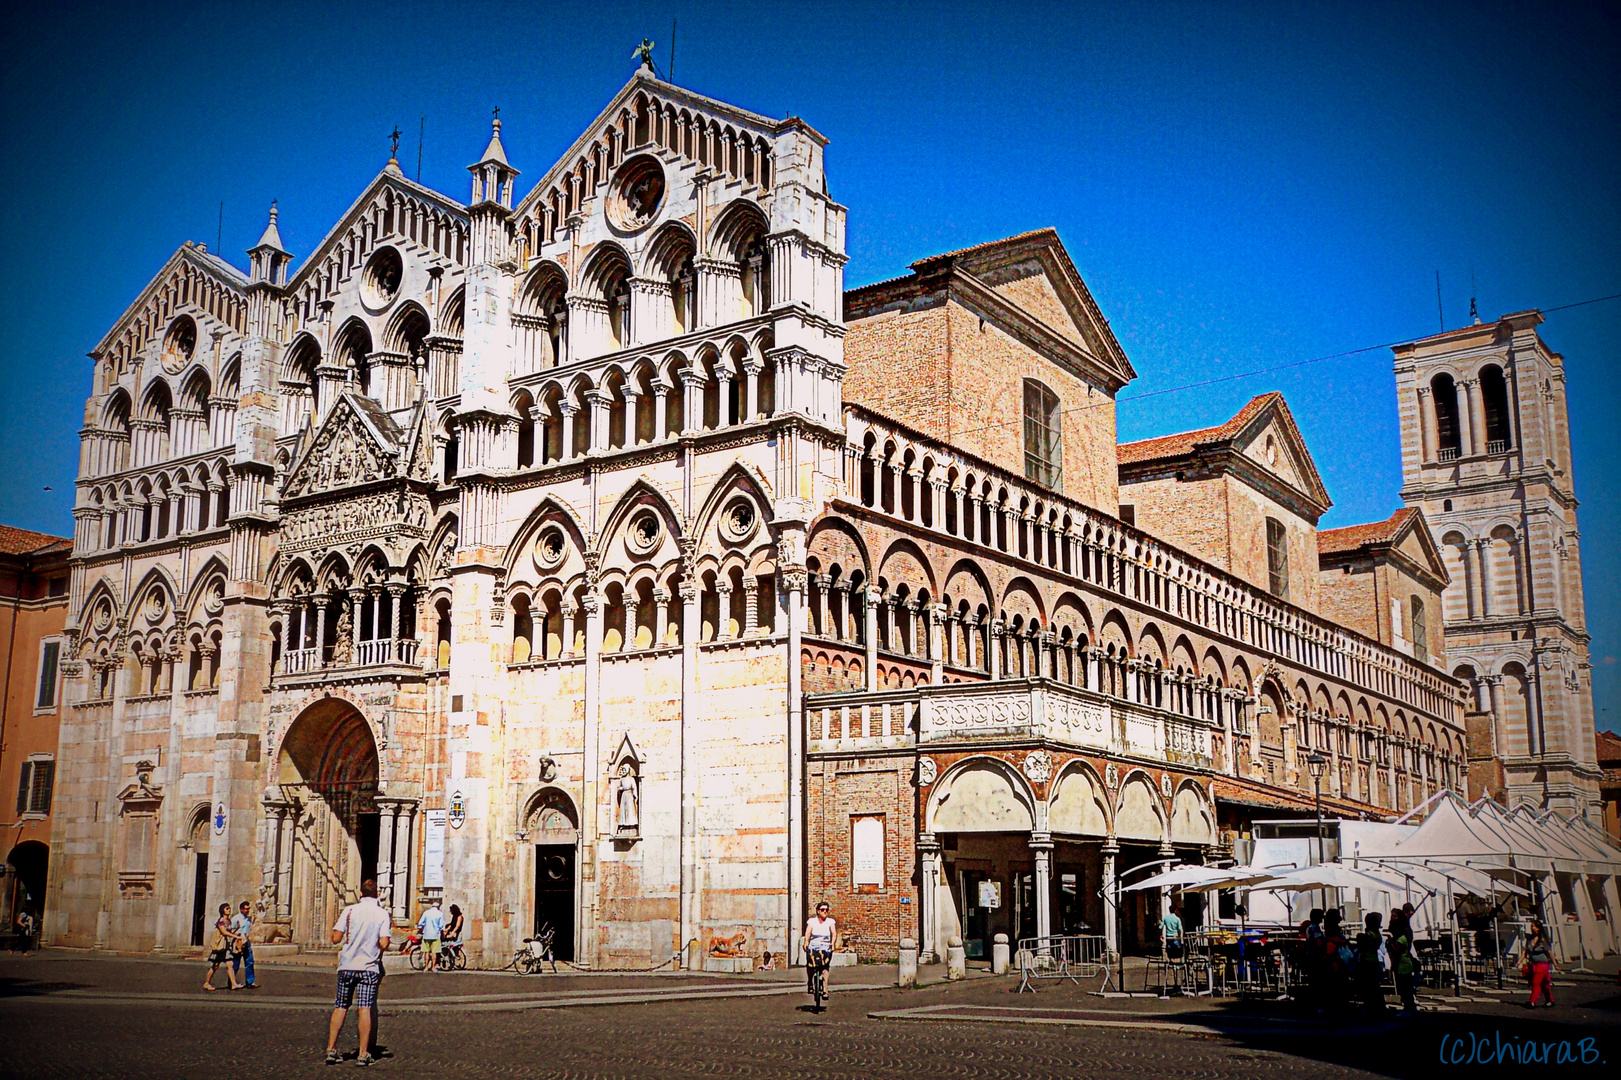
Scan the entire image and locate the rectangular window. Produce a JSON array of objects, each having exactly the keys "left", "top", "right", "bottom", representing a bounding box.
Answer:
[
  {"left": 36, "top": 640, "right": 61, "bottom": 709},
  {"left": 16, "top": 758, "right": 55, "bottom": 816},
  {"left": 1265, "top": 518, "right": 1290, "bottom": 600},
  {"left": 851, "top": 814, "right": 885, "bottom": 888},
  {"left": 1411, "top": 596, "right": 1428, "bottom": 662},
  {"left": 1023, "top": 379, "right": 1061, "bottom": 490}
]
